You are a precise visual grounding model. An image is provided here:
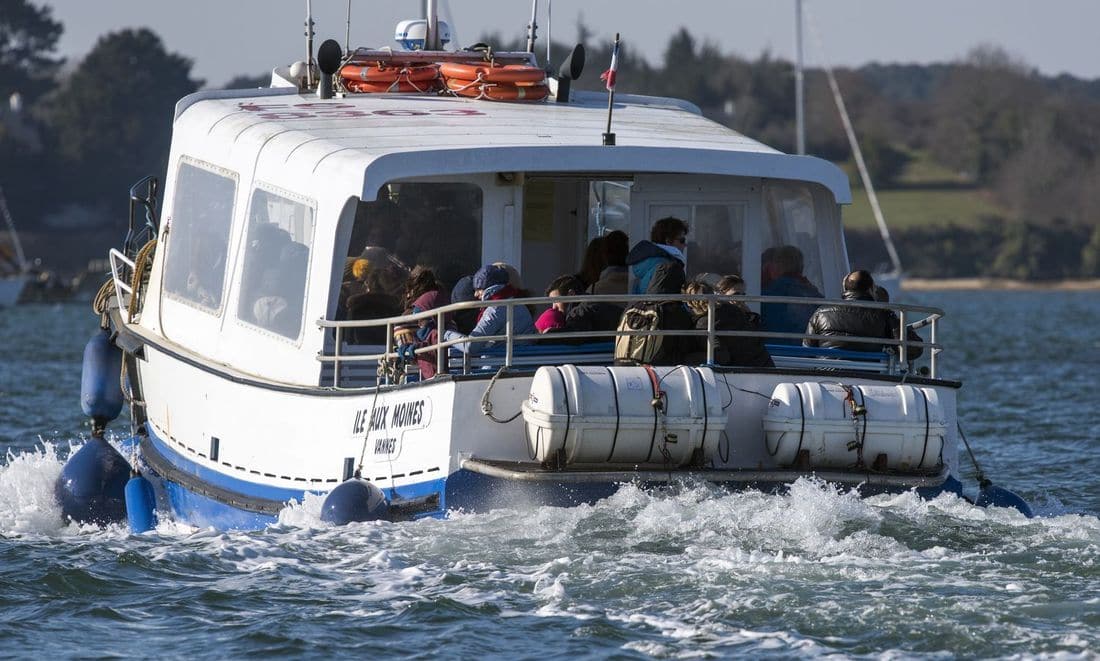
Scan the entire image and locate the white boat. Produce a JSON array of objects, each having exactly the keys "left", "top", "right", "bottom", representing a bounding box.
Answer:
[
  {"left": 54, "top": 5, "right": 1029, "bottom": 530},
  {"left": 0, "top": 185, "right": 30, "bottom": 307}
]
